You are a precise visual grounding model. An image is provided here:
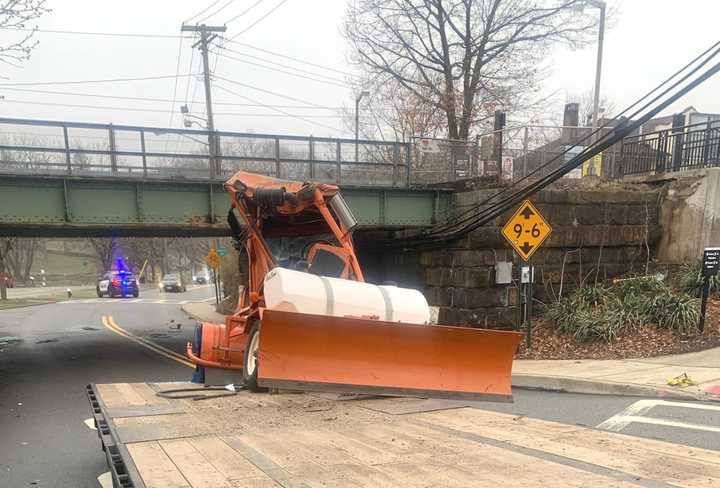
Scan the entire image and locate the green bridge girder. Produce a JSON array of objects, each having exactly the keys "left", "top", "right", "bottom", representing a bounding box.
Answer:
[{"left": 0, "top": 175, "right": 451, "bottom": 237}]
